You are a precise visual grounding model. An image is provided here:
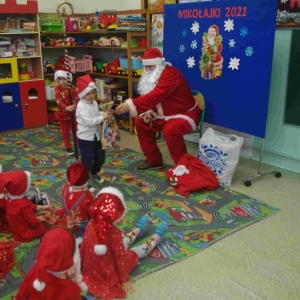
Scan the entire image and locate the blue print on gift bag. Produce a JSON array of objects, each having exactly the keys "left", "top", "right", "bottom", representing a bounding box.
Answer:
[{"left": 197, "top": 144, "right": 228, "bottom": 175}]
